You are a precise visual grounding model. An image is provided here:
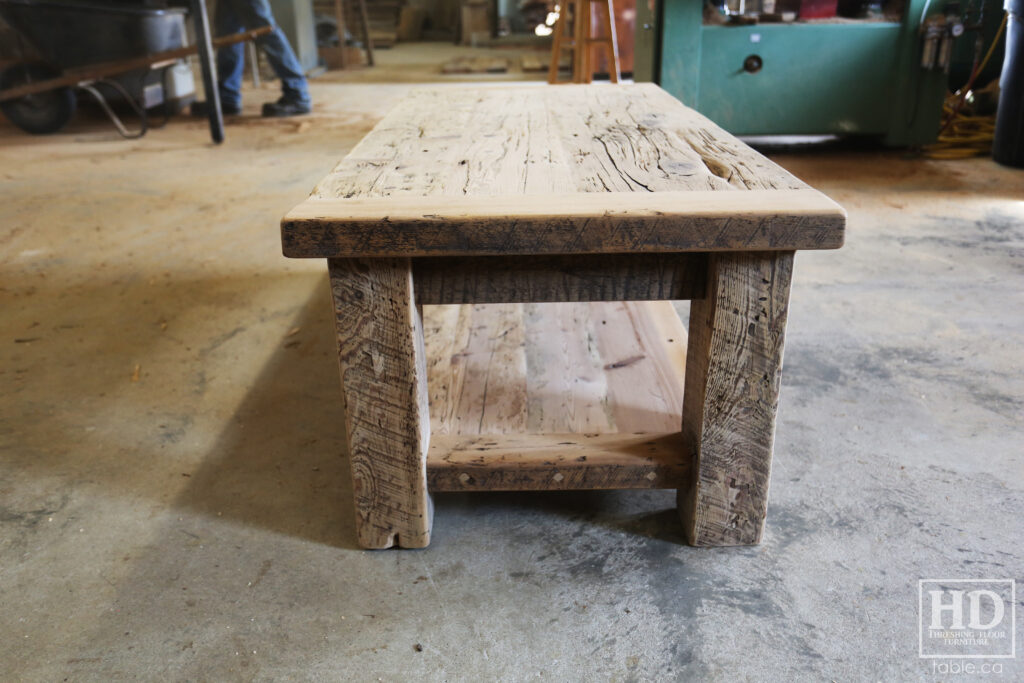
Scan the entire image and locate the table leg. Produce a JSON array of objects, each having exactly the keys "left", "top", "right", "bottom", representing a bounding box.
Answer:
[
  {"left": 679, "top": 251, "right": 794, "bottom": 546},
  {"left": 328, "top": 258, "right": 433, "bottom": 549}
]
